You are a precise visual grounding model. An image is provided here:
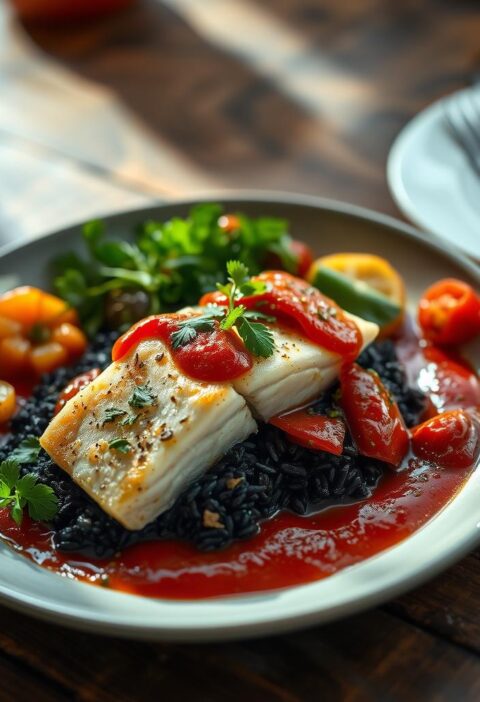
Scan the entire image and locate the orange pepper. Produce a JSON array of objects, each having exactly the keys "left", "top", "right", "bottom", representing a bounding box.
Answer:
[{"left": 0, "top": 287, "right": 87, "bottom": 379}]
